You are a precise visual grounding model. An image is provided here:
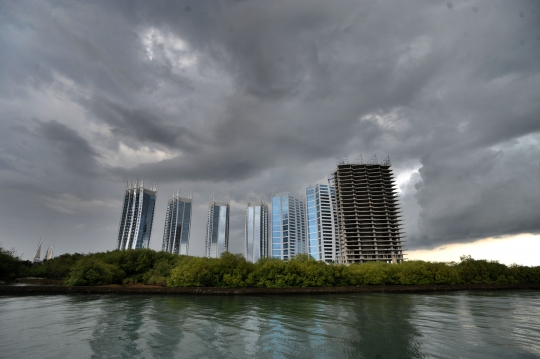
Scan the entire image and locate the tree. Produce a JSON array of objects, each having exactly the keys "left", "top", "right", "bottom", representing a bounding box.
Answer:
[
  {"left": 65, "top": 257, "right": 124, "bottom": 286},
  {"left": 0, "top": 243, "right": 28, "bottom": 282}
]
